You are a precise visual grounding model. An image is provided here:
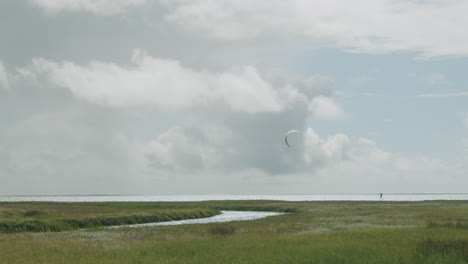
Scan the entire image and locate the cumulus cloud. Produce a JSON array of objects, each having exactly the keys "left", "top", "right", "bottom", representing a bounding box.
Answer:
[
  {"left": 0, "top": 61, "right": 9, "bottom": 89},
  {"left": 143, "top": 122, "right": 351, "bottom": 176},
  {"left": 142, "top": 127, "right": 467, "bottom": 193},
  {"left": 15, "top": 50, "right": 461, "bottom": 191},
  {"left": 3, "top": 49, "right": 467, "bottom": 194},
  {"left": 303, "top": 128, "right": 350, "bottom": 165},
  {"left": 28, "top": 0, "right": 149, "bottom": 15},
  {"left": 308, "top": 96, "right": 344, "bottom": 120},
  {"left": 18, "top": 50, "right": 338, "bottom": 115},
  {"left": 2, "top": 54, "right": 347, "bottom": 190}
]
